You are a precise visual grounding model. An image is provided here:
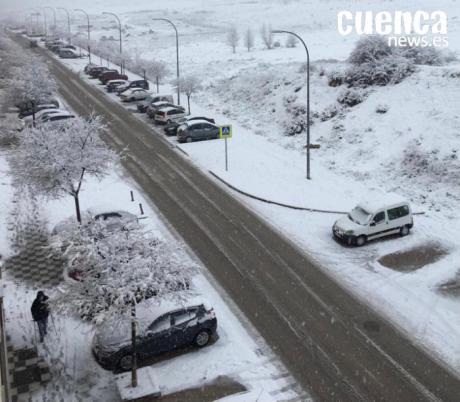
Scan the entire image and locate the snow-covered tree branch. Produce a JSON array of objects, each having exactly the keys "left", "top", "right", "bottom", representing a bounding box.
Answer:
[
  {"left": 53, "top": 220, "right": 196, "bottom": 387},
  {"left": 9, "top": 114, "right": 117, "bottom": 223}
]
